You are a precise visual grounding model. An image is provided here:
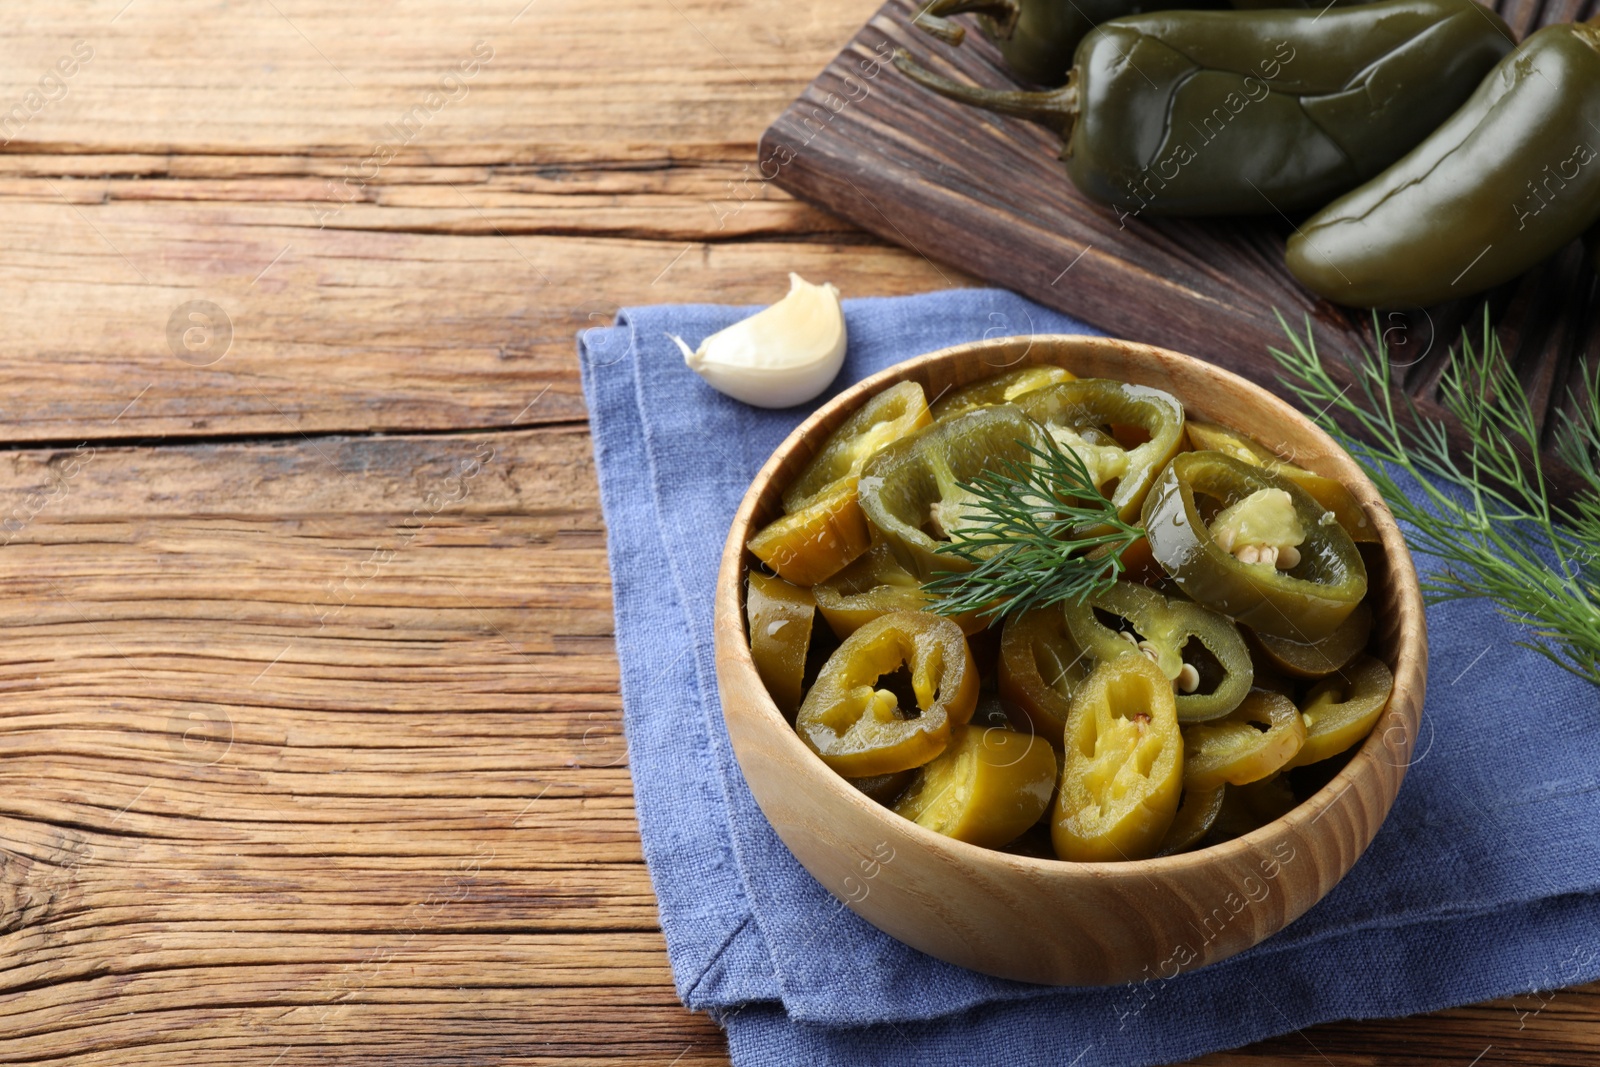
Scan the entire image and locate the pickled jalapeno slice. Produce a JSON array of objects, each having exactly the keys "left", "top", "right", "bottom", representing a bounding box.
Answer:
[
  {"left": 796, "top": 611, "right": 979, "bottom": 776},
  {"left": 812, "top": 543, "right": 986, "bottom": 638},
  {"left": 783, "top": 381, "right": 933, "bottom": 513},
  {"left": 1013, "top": 379, "right": 1185, "bottom": 524},
  {"left": 998, "top": 603, "right": 1094, "bottom": 743},
  {"left": 1052, "top": 655, "right": 1183, "bottom": 862},
  {"left": 746, "top": 571, "right": 816, "bottom": 717},
  {"left": 1286, "top": 654, "right": 1394, "bottom": 768},
  {"left": 858, "top": 404, "right": 1046, "bottom": 579},
  {"left": 894, "top": 724, "right": 1059, "bottom": 848},
  {"left": 1181, "top": 690, "right": 1307, "bottom": 790},
  {"left": 1250, "top": 602, "right": 1372, "bottom": 679},
  {"left": 1142, "top": 451, "right": 1367, "bottom": 642},
  {"left": 1185, "top": 420, "right": 1377, "bottom": 543},
  {"left": 746, "top": 478, "right": 873, "bottom": 586},
  {"left": 1156, "top": 784, "right": 1226, "bottom": 856},
  {"left": 1062, "top": 580, "right": 1253, "bottom": 722},
  {"left": 929, "top": 365, "right": 1076, "bottom": 421}
]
